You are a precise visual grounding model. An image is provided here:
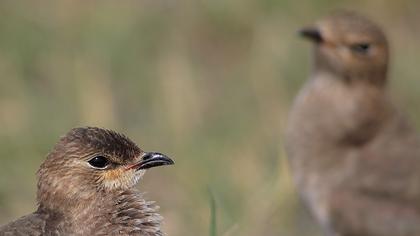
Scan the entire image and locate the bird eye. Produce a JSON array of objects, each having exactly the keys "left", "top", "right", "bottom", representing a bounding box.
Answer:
[
  {"left": 350, "top": 43, "right": 371, "bottom": 54},
  {"left": 88, "top": 156, "right": 109, "bottom": 169}
]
